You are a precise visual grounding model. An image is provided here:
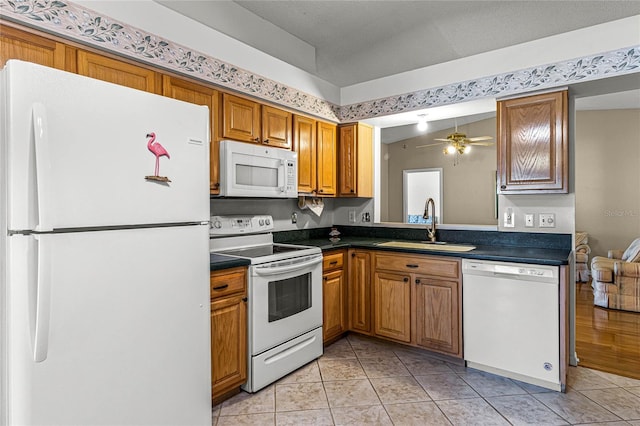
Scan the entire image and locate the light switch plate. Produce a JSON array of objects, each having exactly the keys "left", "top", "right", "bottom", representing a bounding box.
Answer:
[
  {"left": 504, "top": 208, "right": 515, "bottom": 228},
  {"left": 539, "top": 213, "right": 556, "bottom": 228}
]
